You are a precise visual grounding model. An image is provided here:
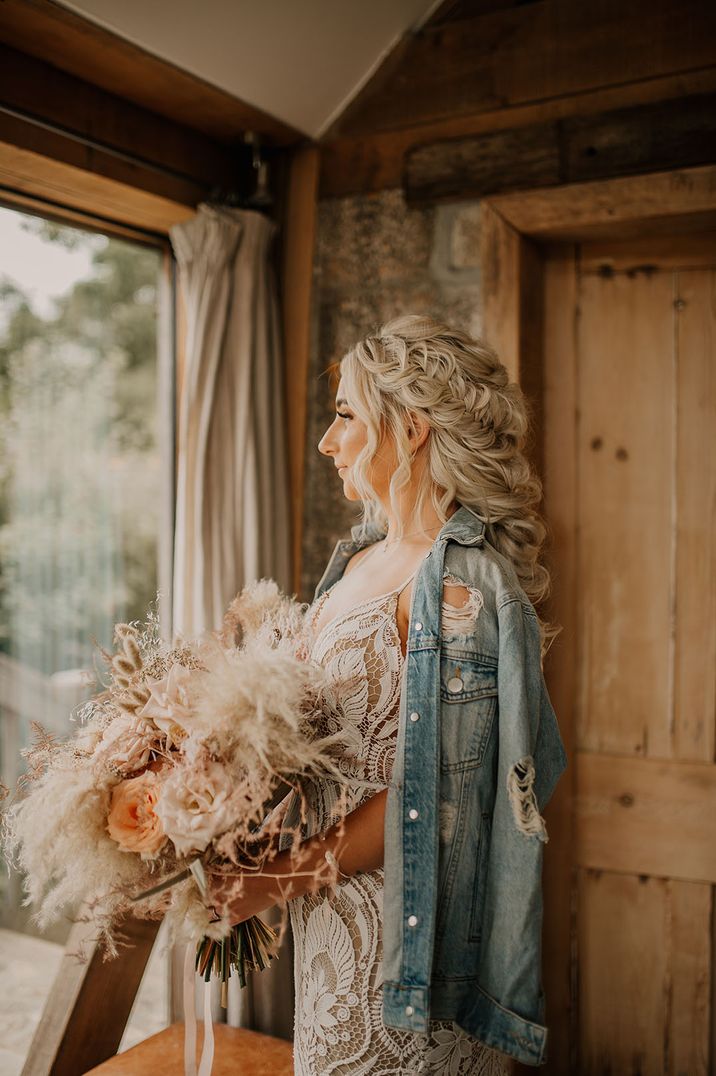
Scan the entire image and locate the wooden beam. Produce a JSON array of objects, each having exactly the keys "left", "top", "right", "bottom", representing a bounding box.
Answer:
[
  {"left": 480, "top": 202, "right": 522, "bottom": 380},
  {"left": 541, "top": 242, "right": 579, "bottom": 1076},
  {"left": 21, "top": 911, "right": 160, "bottom": 1076},
  {"left": 0, "top": 0, "right": 301, "bottom": 146},
  {"left": 0, "top": 109, "right": 207, "bottom": 211},
  {"left": 488, "top": 164, "right": 716, "bottom": 241},
  {"left": 564, "top": 93, "right": 716, "bottom": 184},
  {"left": 319, "top": 67, "right": 716, "bottom": 197},
  {"left": 406, "top": 121, "right": 559, "bottom": 204},
  {"left": 405, "top": 93, "right": 716, "bottom": 203},
  {"left": 0, "top": 44, "right": 236, "bottom": 193},
  {"left": 326, "top": 0, "right": 716, "bottom": 139},
  {"left": 0, "top": 137, "right": 195, "bottom": 234},
  {"left": 278, "top": 146, "right": 320, "bottom": 599},
  {"left": 479, "top": 203, "right": 544, "bottom": 474}
]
